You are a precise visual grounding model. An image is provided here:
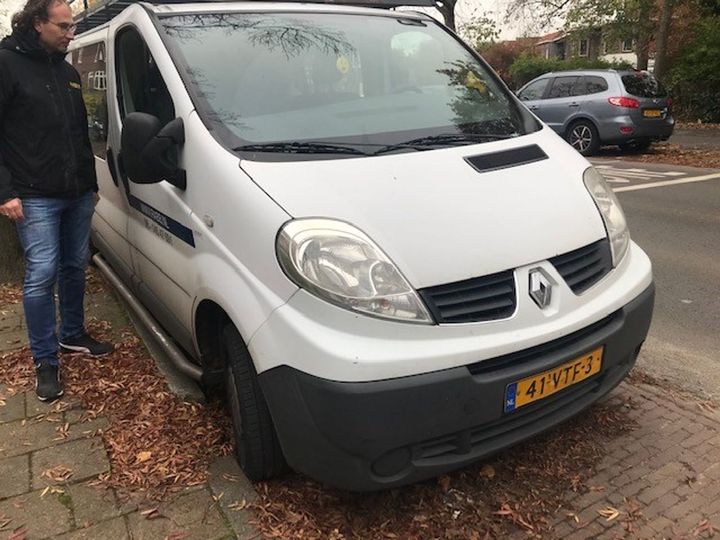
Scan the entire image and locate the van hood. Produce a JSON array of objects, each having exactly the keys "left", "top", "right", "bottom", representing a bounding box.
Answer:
[{"left": 240, "top": 130, "right": 608, "bottom": 289}]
